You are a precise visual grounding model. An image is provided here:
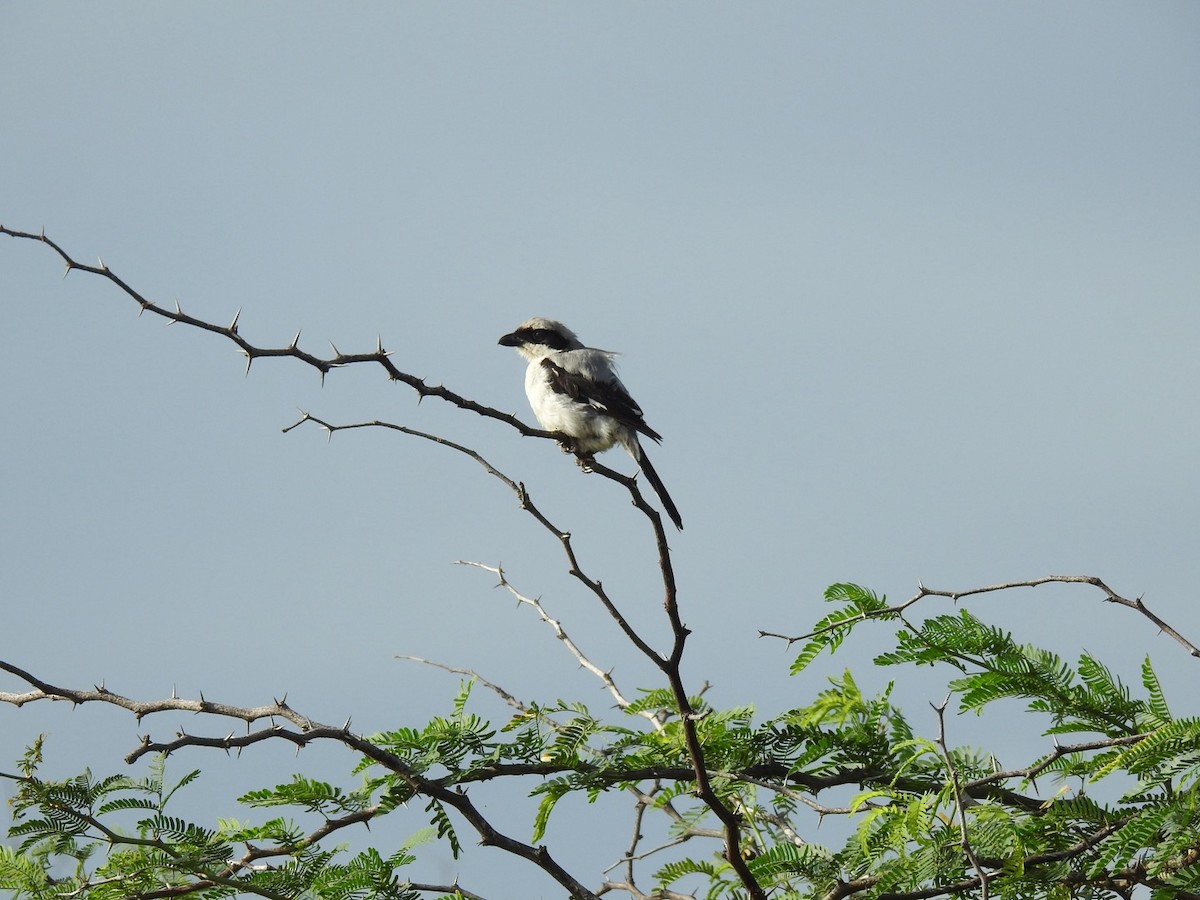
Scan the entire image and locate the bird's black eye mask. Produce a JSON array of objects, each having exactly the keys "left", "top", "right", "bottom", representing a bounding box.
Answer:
[{"left": 524, "top": 328, "right": 576, "bottom": 351}]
